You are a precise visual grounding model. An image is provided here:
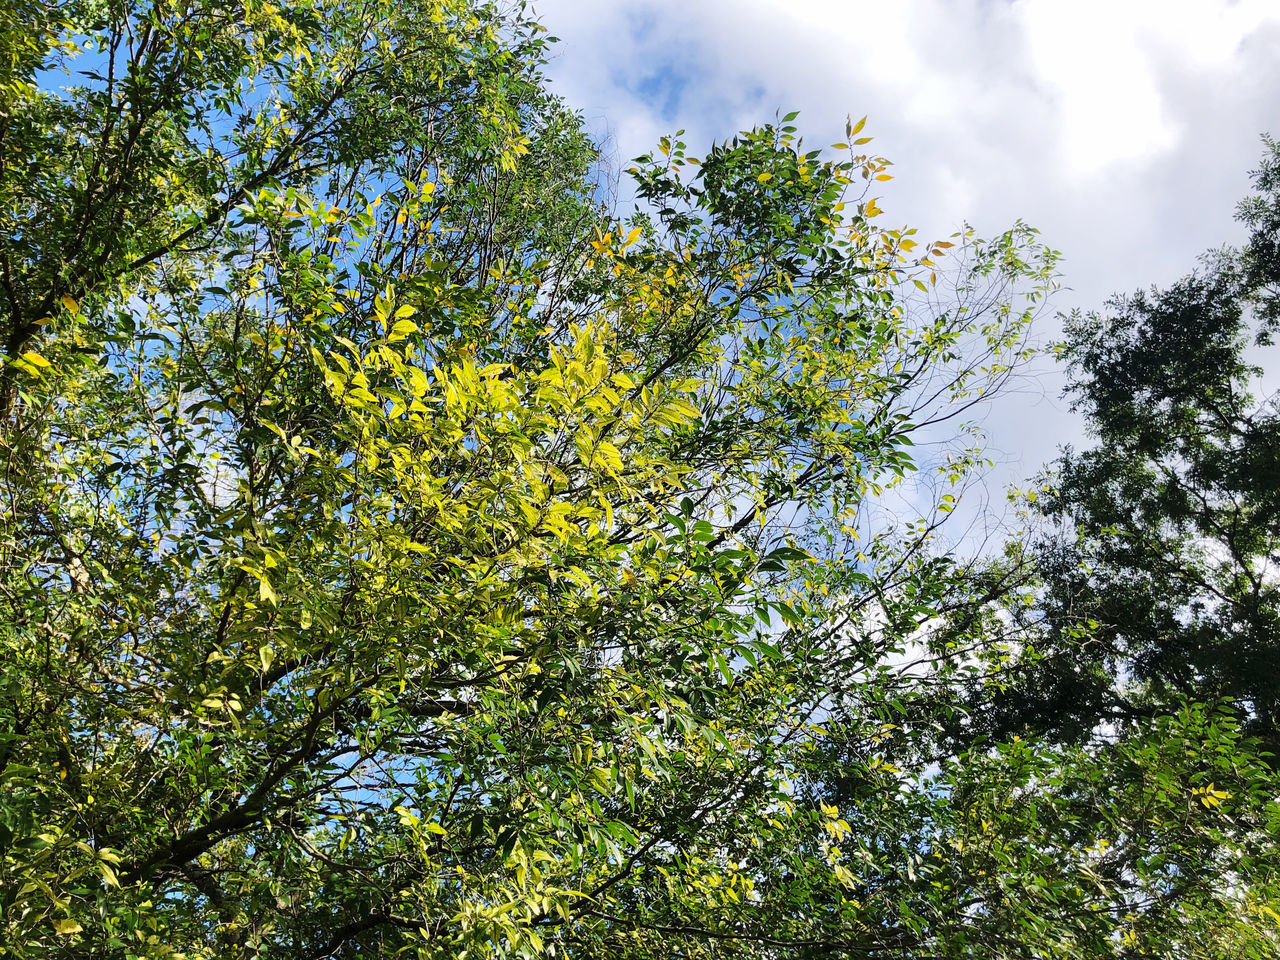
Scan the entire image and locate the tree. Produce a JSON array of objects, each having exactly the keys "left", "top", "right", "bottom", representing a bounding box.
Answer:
[
  {"left": 24, "top": 2, "right": 1262, "bottom": 958},
  {"left": 954, "top": 137, "right": 1280, "bottom": 752},
  {"left": 913, "top": 138, "right": 1280, "bottom": 959}
]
